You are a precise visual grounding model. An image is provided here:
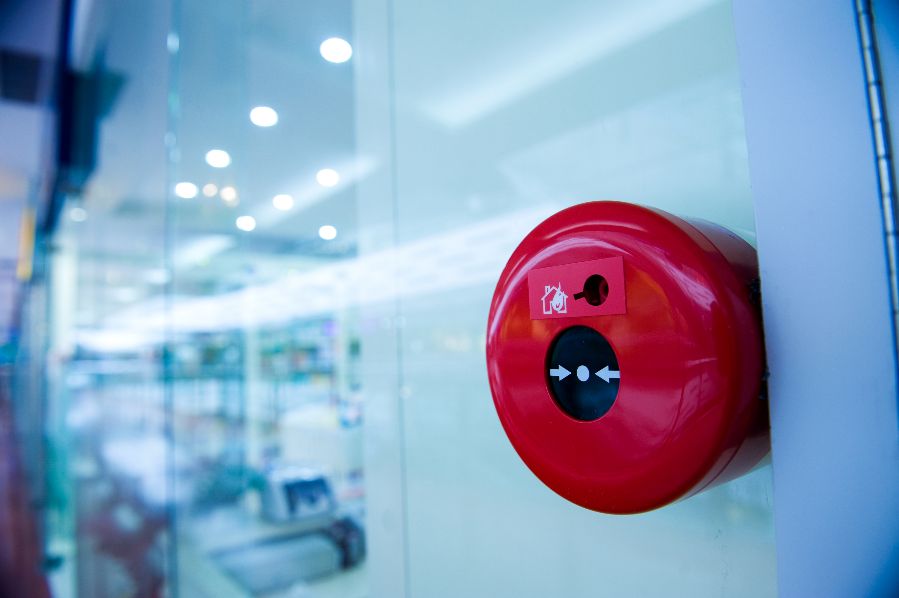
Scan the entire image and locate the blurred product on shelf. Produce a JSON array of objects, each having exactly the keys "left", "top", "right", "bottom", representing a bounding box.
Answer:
[{"left": 260, "top": 465, "right": 336, "bottom": 523}]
